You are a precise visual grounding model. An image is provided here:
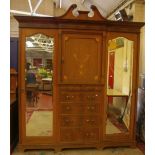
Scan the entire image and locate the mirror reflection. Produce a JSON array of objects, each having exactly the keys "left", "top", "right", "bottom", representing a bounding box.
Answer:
[
  {"left": 25, "top": 34, "right": 54, "bottom": 136},
  {"left": 106, "top": 37, "right": 133, "bottom": 134}
]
